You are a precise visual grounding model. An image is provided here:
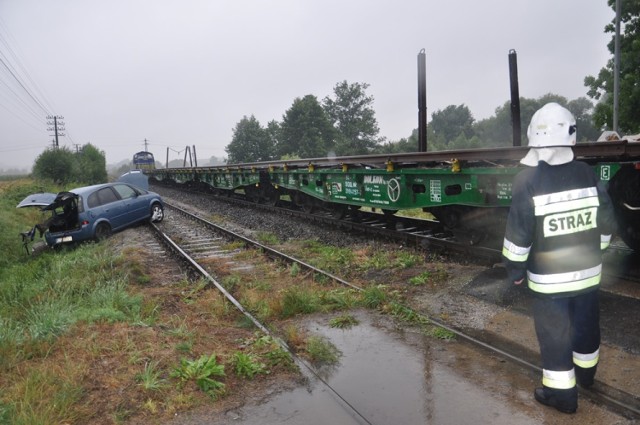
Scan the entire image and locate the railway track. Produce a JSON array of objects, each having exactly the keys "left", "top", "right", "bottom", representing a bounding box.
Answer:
[
  {"left": 152, "top": 183, "right": 504, "bottom": 264},
  {"left": 153, "top": 183, "right": 639, "bottom": 276},
  {"left": 148, "top": 201, "right": 640, "bottom": 421}
]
